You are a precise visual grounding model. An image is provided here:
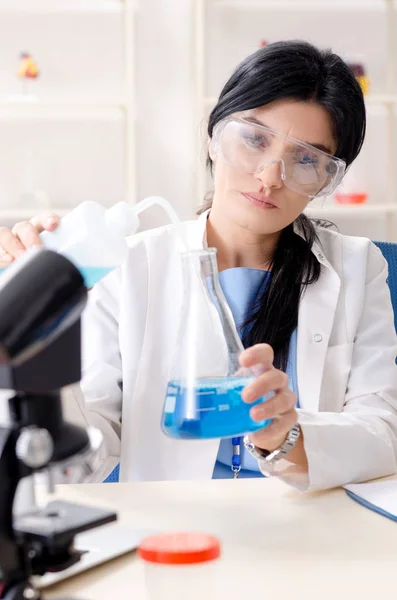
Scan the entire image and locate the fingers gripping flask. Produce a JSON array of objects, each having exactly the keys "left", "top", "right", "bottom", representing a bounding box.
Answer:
[{"left": 161, "top": 248, "right": 271, "bottom": 440}]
